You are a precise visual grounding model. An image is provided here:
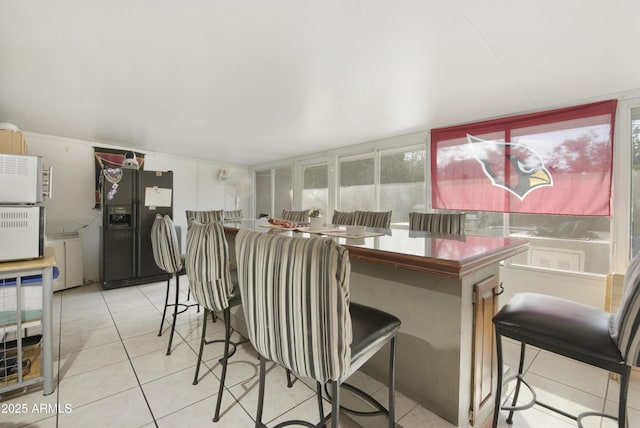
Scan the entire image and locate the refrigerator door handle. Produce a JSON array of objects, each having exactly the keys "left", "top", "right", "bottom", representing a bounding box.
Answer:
[{"left": 134, "top": 196, "right": 139, "bottom": 278}]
